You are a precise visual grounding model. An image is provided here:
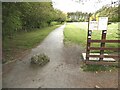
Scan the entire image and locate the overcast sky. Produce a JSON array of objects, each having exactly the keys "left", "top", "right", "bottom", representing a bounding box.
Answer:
[{"left": 52, "top": 0, "right": 118, "bottom": 13}]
